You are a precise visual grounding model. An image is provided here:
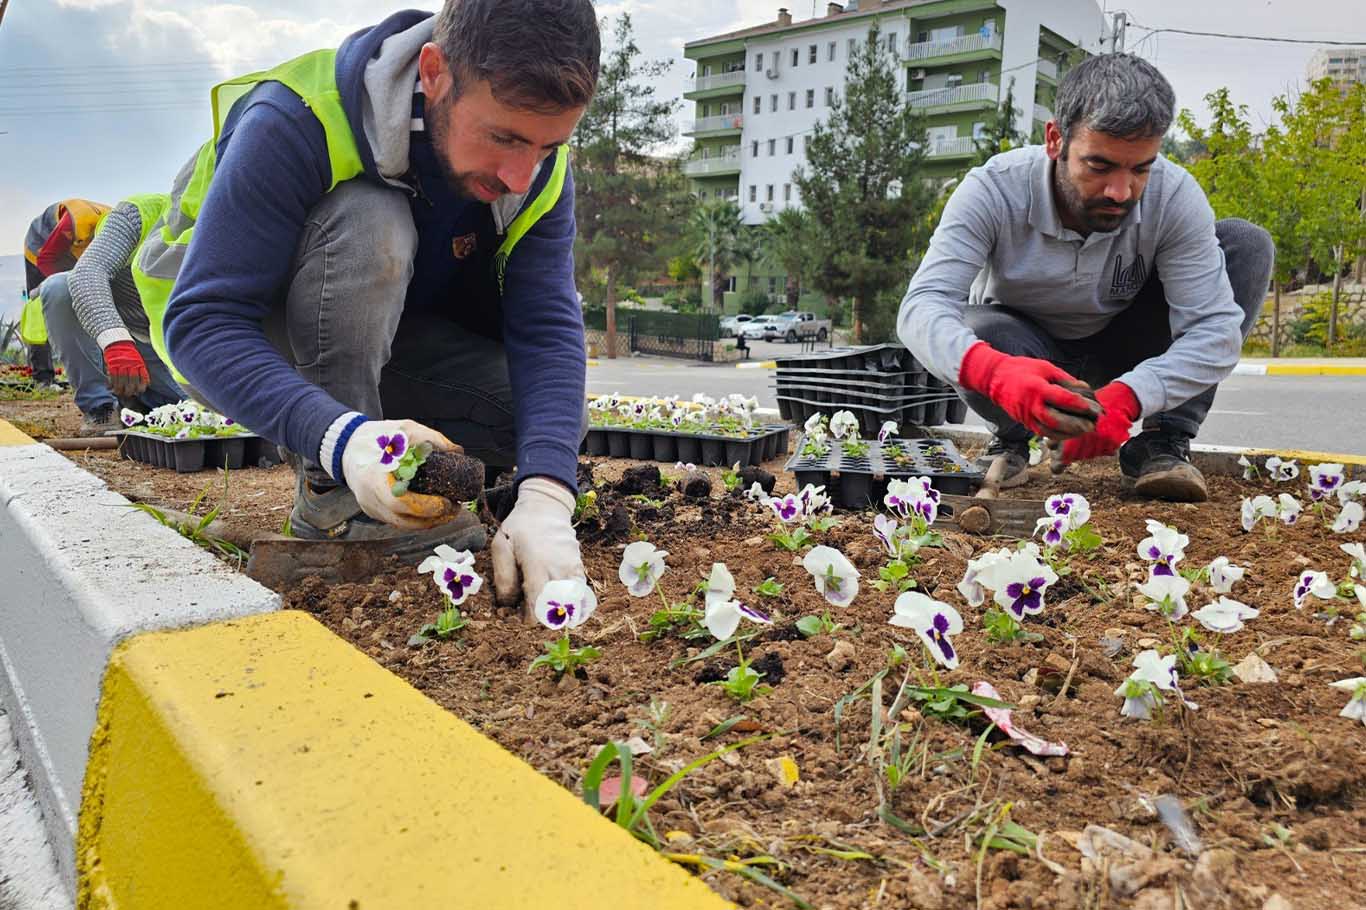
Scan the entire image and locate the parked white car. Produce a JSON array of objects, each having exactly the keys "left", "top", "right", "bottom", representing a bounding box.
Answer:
[
  {"left": 718, "top": 313, "right": 755, "bottom": 337},
  {"left": 737, "top": 316, "right": 780, "bottom": 339}
]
